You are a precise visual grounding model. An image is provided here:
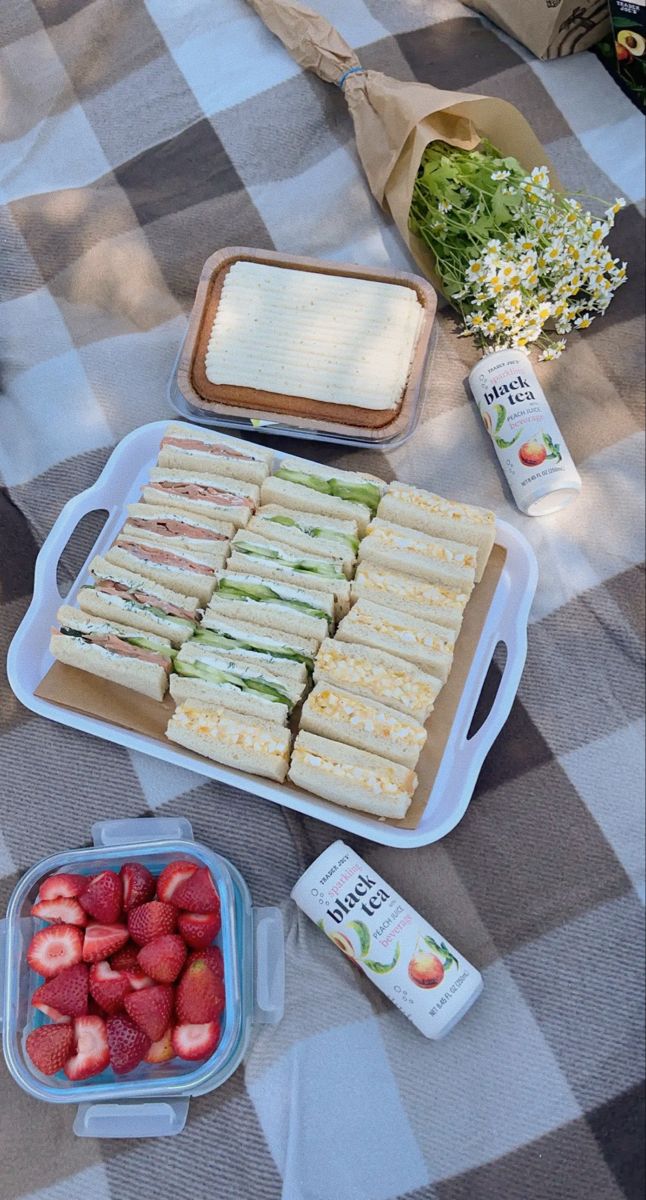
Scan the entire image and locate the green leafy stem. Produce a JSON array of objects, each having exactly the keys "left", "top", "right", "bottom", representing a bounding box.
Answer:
[
  {"left": 543, "top": 432, "right": 562, "bottom": 462},
  {"left": 348, "top": 920, "right": 400, "bottom": 974},
  {"left": 423, "top": 935, "right": 459, "bottom": 972}
]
